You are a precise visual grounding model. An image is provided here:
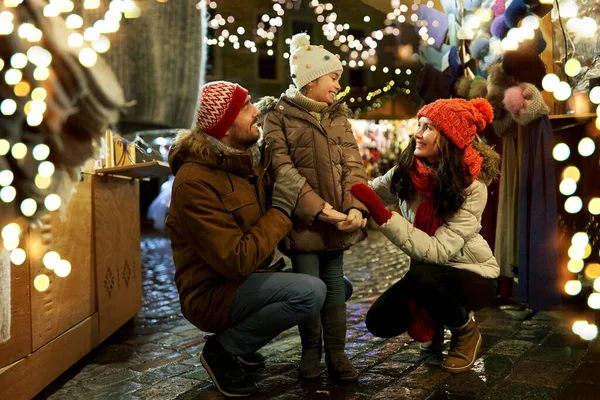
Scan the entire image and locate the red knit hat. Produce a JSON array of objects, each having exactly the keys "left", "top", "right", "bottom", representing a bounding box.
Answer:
[
  {"left": 417, "top": 98, "right": 493, "bottom": 150},
  {"left": 196, "top": 81, "right": 249, "bottom": 139},
  {"left": 417, "top": 98, "right": 493, "bottom": 180}
]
